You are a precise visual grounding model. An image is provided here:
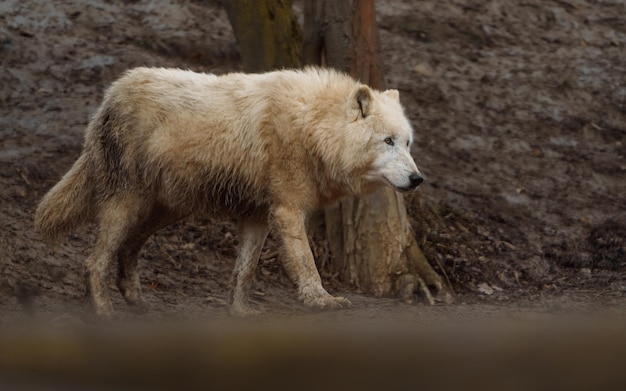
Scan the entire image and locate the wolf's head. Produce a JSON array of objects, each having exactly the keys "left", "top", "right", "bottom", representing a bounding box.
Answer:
[{"left": 346, "top": 85, "right": 423, "bottom": 192}]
